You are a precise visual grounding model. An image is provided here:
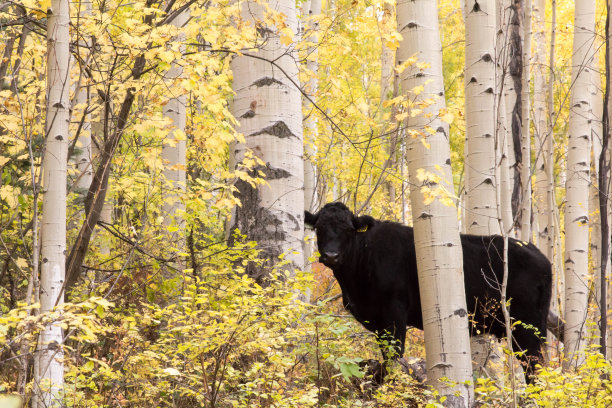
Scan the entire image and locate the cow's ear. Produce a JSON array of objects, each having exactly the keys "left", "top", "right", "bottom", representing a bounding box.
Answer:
[
  {"left": 304, "top": 211, "right": 318, "bottom": 227},
  {"left": 353, "top": 215, "right": 375, "bottom": 231}
]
